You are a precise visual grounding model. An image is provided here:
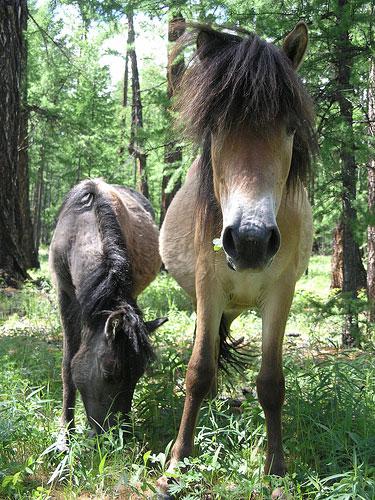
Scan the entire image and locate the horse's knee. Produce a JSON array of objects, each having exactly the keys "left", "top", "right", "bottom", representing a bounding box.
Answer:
[
  {"left": 186, "top": 361, "right": 215, "bottom": 399},
  {"left": 256, "top": 372, "right": 285, "bottom": 412}
]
